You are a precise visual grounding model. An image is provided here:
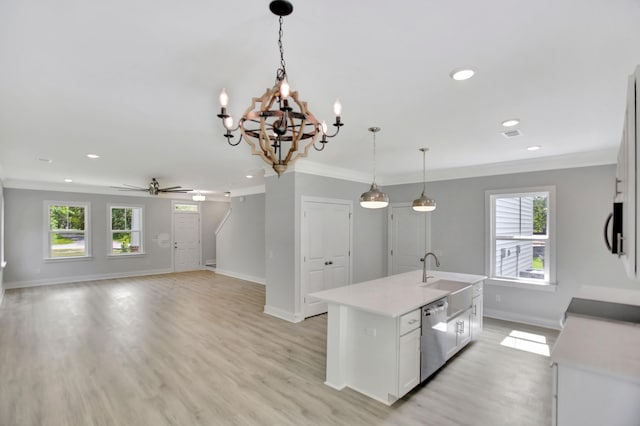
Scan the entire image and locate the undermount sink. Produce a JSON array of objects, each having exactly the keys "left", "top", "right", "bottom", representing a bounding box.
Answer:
[{"left": 424, "top": 279, "right": 473, "bottom": 318}]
